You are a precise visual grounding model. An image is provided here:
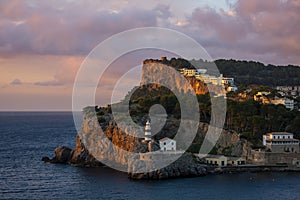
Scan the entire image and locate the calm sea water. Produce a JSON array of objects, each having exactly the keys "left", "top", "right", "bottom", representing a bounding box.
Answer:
[{"left": 1, "top": 112, "right": 300, "bottom": 200}]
